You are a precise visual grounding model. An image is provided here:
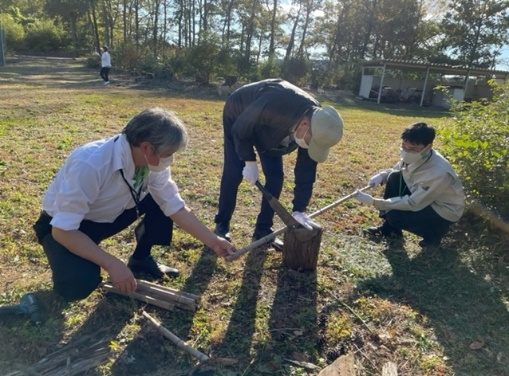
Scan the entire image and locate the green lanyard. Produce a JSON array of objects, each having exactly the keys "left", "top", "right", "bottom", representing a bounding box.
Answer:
[
  {"left": 134, "top": 167, "right": 148, "bottom": 189},
  {"left": 120, "top": 167, "right": 148, "bottom": 218}
]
